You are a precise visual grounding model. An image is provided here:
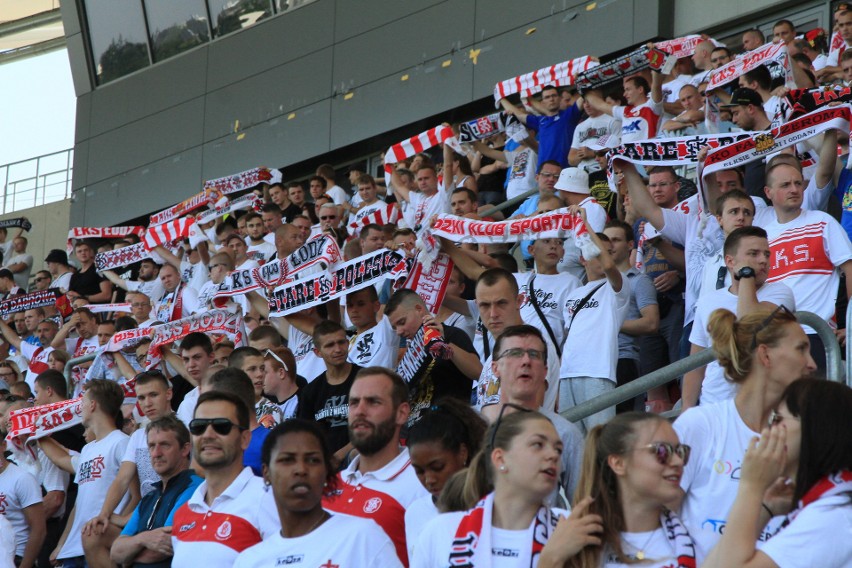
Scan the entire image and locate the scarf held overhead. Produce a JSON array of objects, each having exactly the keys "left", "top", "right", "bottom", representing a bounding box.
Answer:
[
  {"left": 382, "top": 125, "right": 455, "bottom": 185},
  {"left": 67, "top": 226, "right": 145, "bottom": 253},
  {"left": 0, "top": 289, "right": 58, "bottom": 319},
  {"left": 493, "top": 56, "right": 597, "bottom": 103},
  {"left": 202, "top": 166, "right": 282, "bottom": 195},
  {"left": 146, "top": 309, "right": 246, "bottom": 368}
]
